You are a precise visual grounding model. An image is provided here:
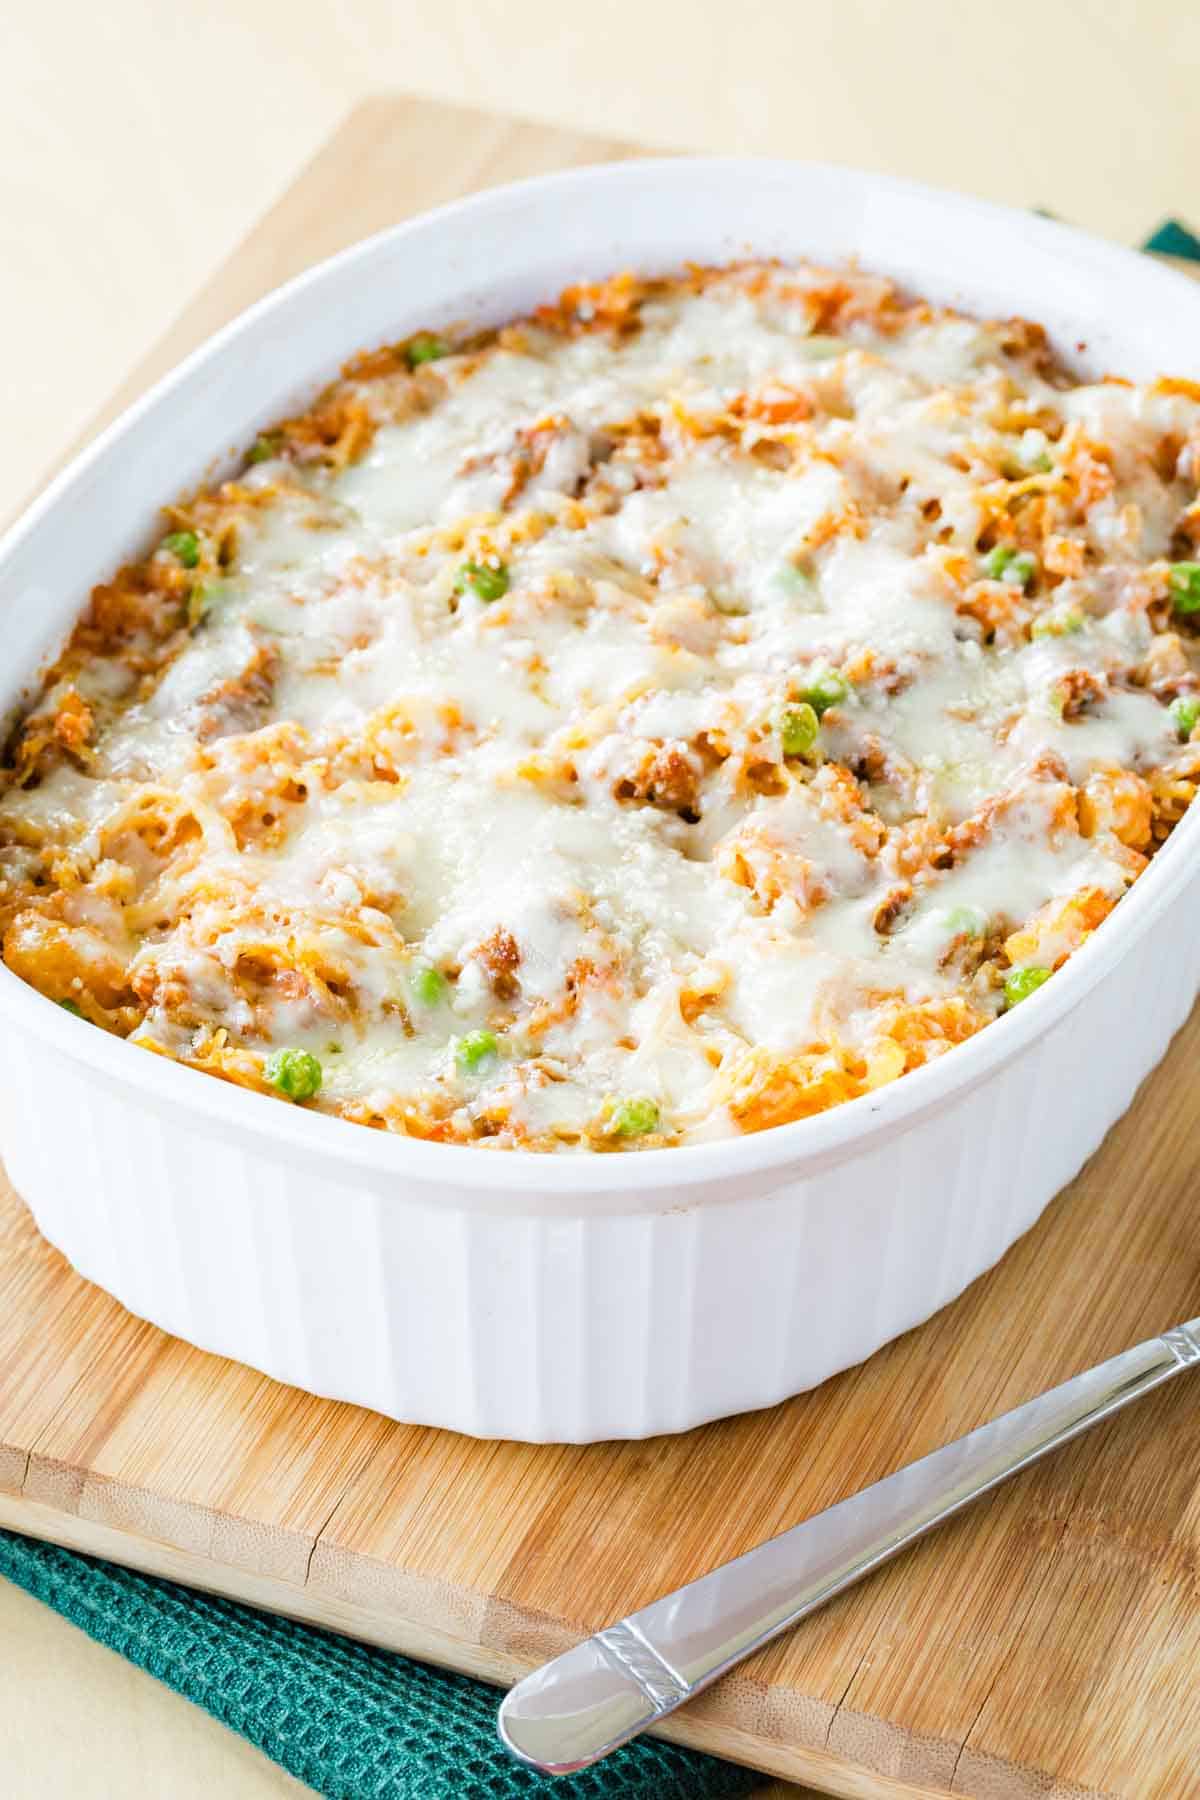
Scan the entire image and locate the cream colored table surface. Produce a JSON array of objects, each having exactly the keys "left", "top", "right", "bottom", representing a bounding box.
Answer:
[
  {"left": 0, "top": 1576, "right": 311, "bottom": 1798},
  {"left": 1, "top": 2, "right": 1197, "bottom": 1794}
]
